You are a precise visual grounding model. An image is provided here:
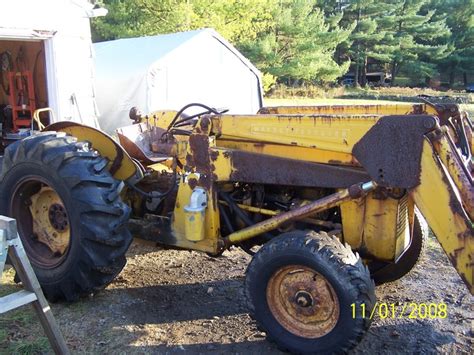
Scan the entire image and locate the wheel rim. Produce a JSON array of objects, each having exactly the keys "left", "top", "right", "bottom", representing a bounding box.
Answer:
[
  {"left": 266, "top": 265, "right": 340, "bottom": 338},
  {"left": 10, "top": 176, "right": 71, "bottom": 268}
]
